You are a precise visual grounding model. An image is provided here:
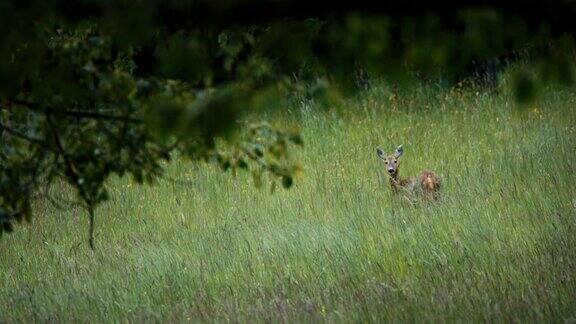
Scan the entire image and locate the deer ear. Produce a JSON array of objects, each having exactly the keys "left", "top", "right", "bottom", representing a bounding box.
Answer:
[
  {"left": 376, "top": 148, "right": 386, "bottom": 159},
  {"left": 394, "top": 145, "right": 404, "bottom": 157}
]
